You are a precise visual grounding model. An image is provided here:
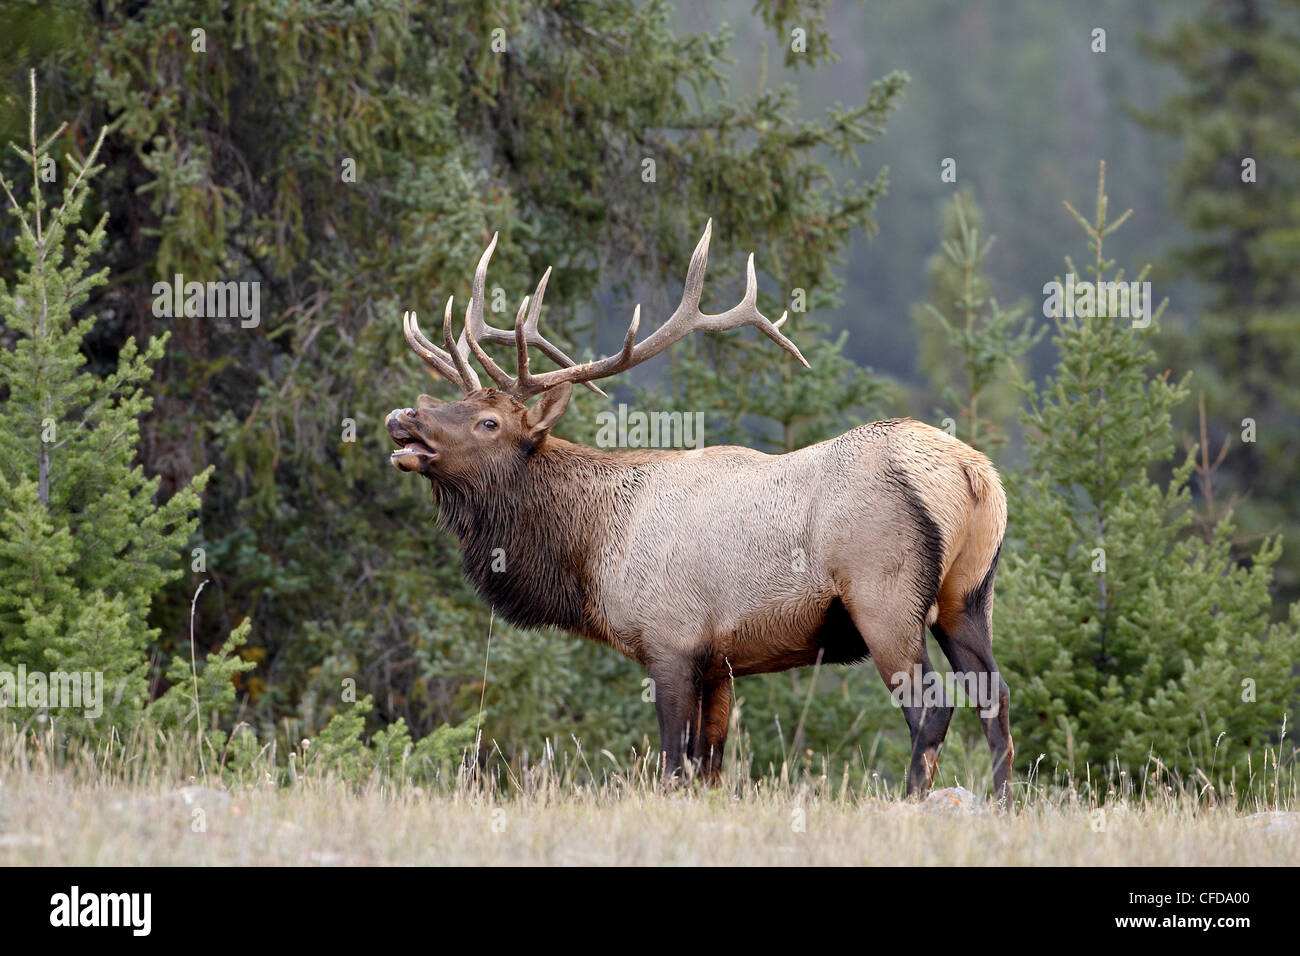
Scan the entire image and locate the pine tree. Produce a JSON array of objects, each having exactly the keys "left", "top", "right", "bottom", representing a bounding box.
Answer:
[
  {"left": 997, "top": 164, "right": 1300, "bottom": 795},
  {"left": 10, "top": 1, "right": 908, "bottom": 753},
  {"left": 0, "top": 74, "right": 237, "bottom": 734},
  {"left": 1134, "top": 0, "right": 1300, "bottom": 603},
  {"left": 913, "top": 189, "right": 1042, "bottom": 454},
  {"left": 642, "top": 315, "right": 887, "bottom": 454}
]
